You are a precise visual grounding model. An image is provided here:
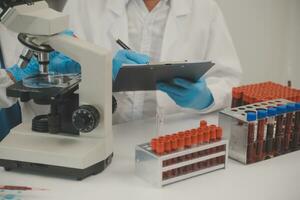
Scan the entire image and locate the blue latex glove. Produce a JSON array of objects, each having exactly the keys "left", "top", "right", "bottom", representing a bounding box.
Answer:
[
  {"left": 6, "top": 57, "right": 39, "bottom": 82},
  {"left": 157, "top": 78, "right": 214, "bottom": 110},
  {"left": 112, "top": 50, "right": 150, "bottom": 80},
  {"left": 6, "top": 52, "right": 81, "bottom": 82},
  {"left": 48, "top": 52, "right": 81, "bottom": 74},
  {"left": 62, "top": 29, "right": 76, "bottom": 37}
]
